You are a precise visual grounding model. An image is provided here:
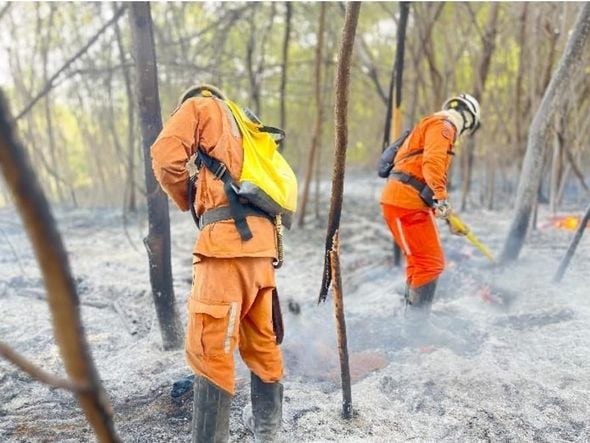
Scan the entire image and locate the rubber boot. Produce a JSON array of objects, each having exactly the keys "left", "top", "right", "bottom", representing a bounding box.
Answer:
[
  {"left": 407, "top": 280, "right": 438, "bottom": 311},
  {"left": 192, "top": 376, "right": 231, "bottom": 443},
  {"left": 245, "top": 372, "right": 283, "bottom": 442},
  {"left": 402, "top": 280, "right": 438, "bottom": 345}
]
